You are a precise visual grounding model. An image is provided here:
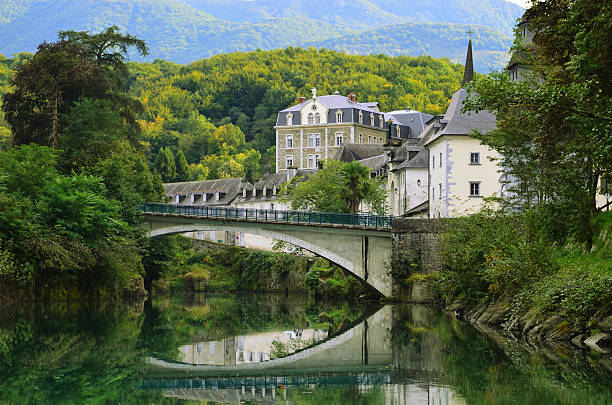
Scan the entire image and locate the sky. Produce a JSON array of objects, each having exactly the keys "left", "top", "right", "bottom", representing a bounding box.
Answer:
[{"left": 506, "top": 0, "right": 529, "bottom": 7}]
